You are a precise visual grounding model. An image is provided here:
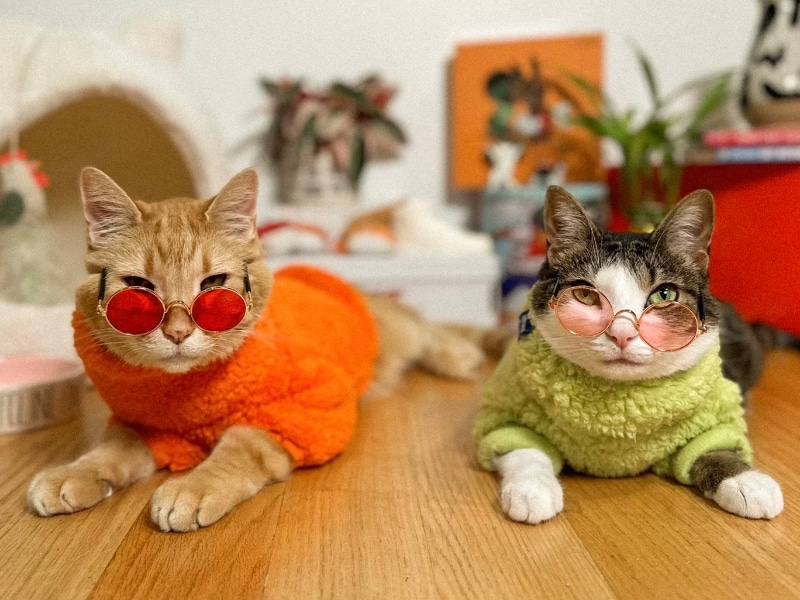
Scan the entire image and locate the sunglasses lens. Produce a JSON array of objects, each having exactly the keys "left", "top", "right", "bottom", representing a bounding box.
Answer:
[
  {"left": 639, "top": 303, "right": 698, "bottom": 351},
  {"left": 105, "top": 288, "right": 164, "bottom": 335},
  {"left": 191, "top": 288, "right": 247, "bottom": 332},
  {"left": 555, "top": 287, "right": 613, "bottom": 337}
]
